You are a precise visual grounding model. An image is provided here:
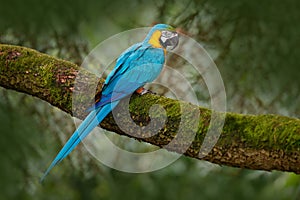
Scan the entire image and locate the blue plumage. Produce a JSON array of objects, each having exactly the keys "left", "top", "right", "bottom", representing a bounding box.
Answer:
[{"left": 41, "top": 24, "right": 177, "bottom": 181}]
